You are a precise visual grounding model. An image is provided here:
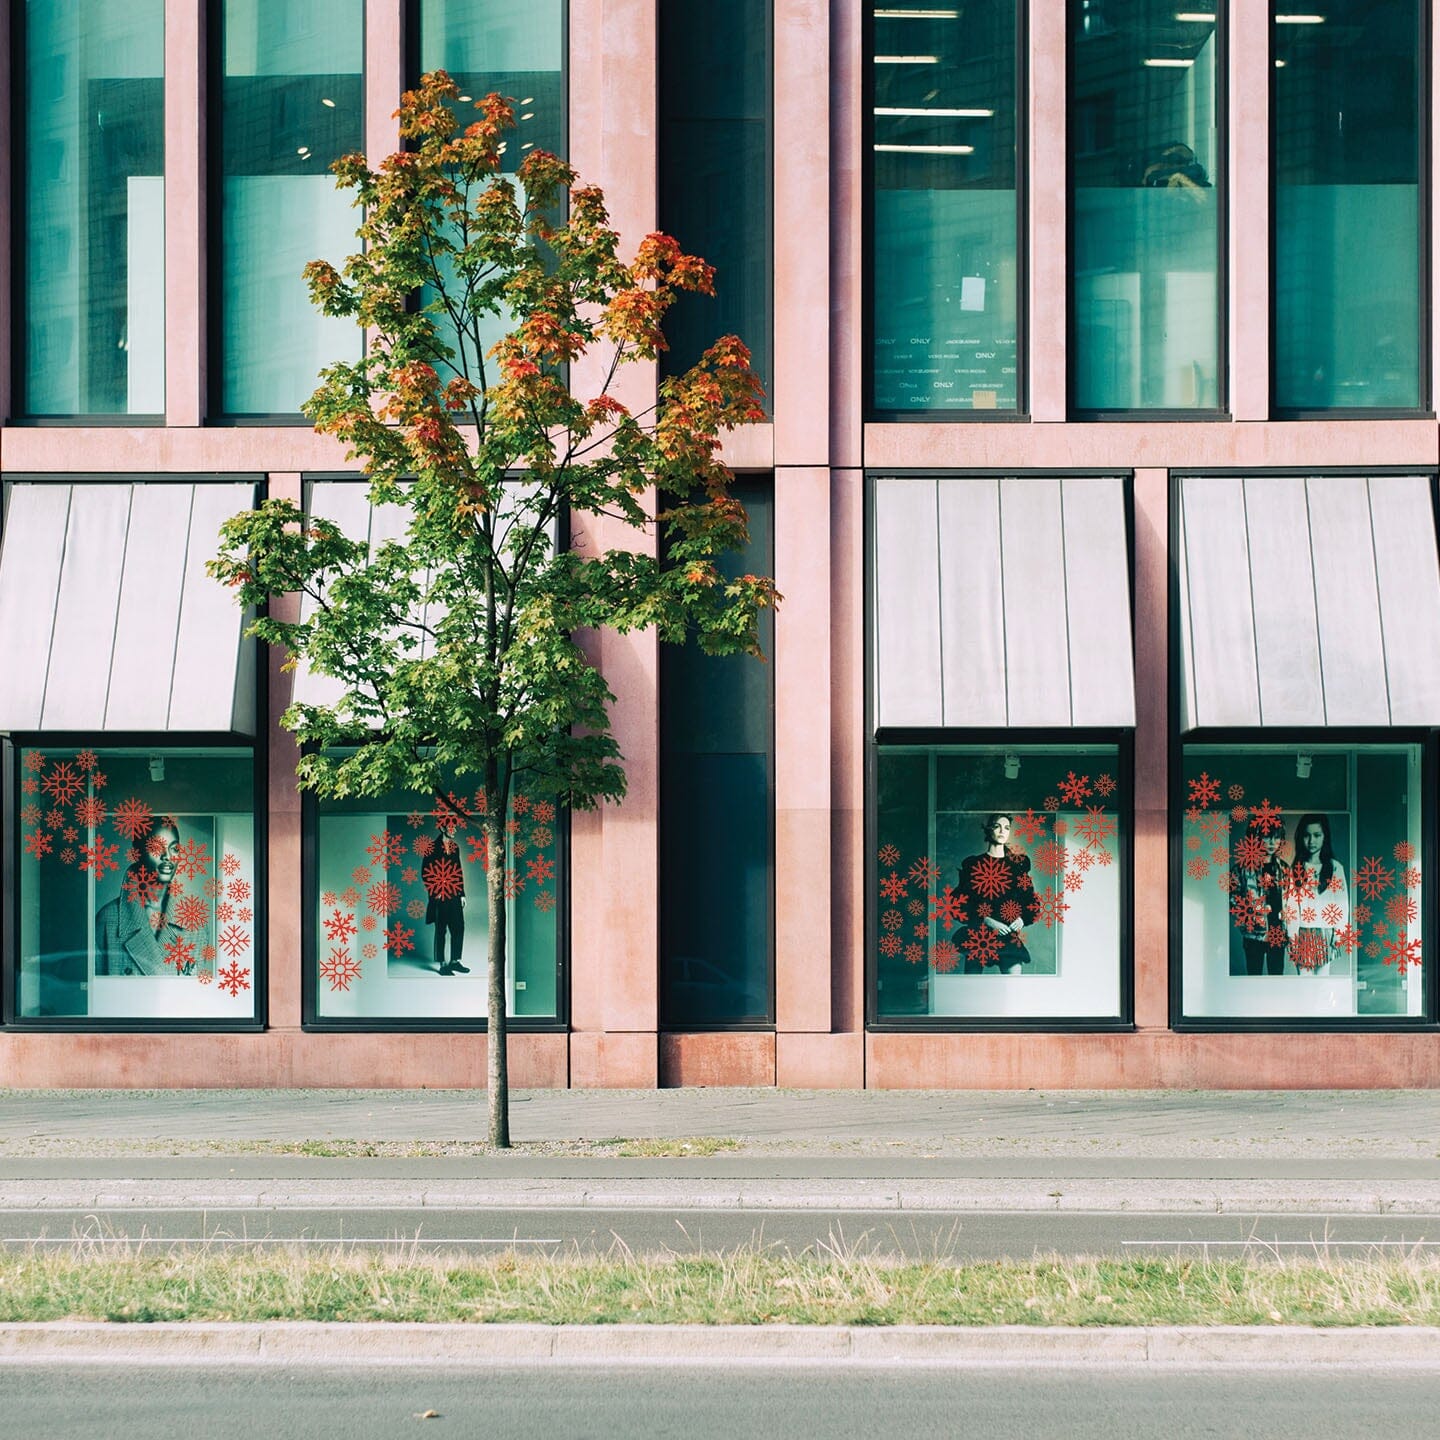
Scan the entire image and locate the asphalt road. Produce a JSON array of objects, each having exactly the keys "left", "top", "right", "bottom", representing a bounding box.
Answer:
[
  {"left": 1, "top": 1363, "right": 1436, "bottom": 1439},
  {"left": 6, "top": 1206, "right": 1440, "bottom": 1259}
]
